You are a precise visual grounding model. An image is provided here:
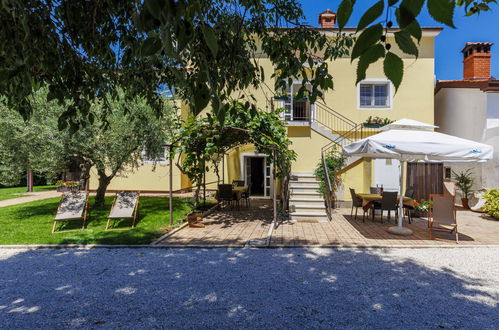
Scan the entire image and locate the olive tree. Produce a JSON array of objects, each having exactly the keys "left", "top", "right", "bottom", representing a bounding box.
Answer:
[
  {"left": 0, "top": 88, "right": 178, "bottom": 205},
  {"left": 0, "top": 90, "right": 69, "bottom": 187},
  {"left": 67, "top": 92, "right": 177, "bottom": 206}
]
